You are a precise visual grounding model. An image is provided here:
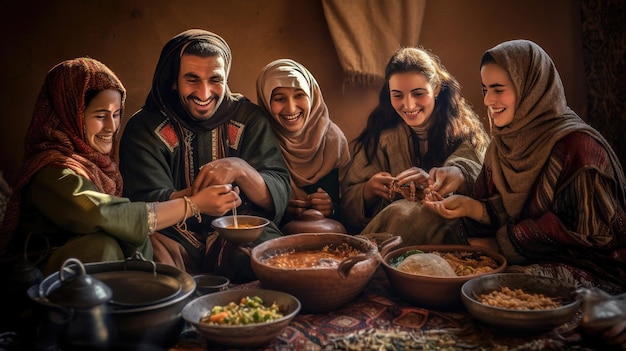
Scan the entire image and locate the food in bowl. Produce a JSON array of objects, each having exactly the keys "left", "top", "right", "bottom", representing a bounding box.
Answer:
[
  {"left": 477, "top": 286, "right": 563, "bottom": 310},
  {"left": 250, "top": 233, "right": 400, "bottom": 313},
  {"left": 200, "top": 295, "right": 284, "bottom": 325},
  {"left": 461, "top": 273, "right": 582, "bottom": 333},
  {"left": 263, "top": 242, "right": 362, "bottom": 268},
  {"left": 211, "top": 215, "right": 270, "bottom": 244},
  {"left": 182, "top": 288, "right": 300, "bottom": 348},
  {"left": 382, "top": 245, "right": 507, "bottom": 310},
  {"left": 391, "top": 249, "right": 501, "bottom": 277}
]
